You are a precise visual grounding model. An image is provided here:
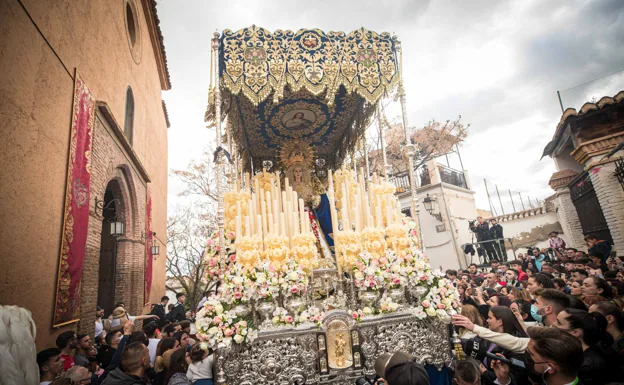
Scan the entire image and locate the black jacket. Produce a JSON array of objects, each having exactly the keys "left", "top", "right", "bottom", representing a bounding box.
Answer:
[
  {"left": 588, "top": 240, "right": 611, "bottom": 263},
  {"left": 169, "top": 302, "right": 186, "bottom": 322},
  {"left": 101, "top": 367, "right": 146, "bottom": 385},
  {"left": 490, "top": 224, "right": 504, "bottom": 240},
  {"left": 150, "top": 303, "right": 167, "bottom": 327},
  {"left": 471, "top": 222, "right": 492, "bottom": 242},
  {"left": 578, "top": 345, "right": 621, "bottom": 385}
]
